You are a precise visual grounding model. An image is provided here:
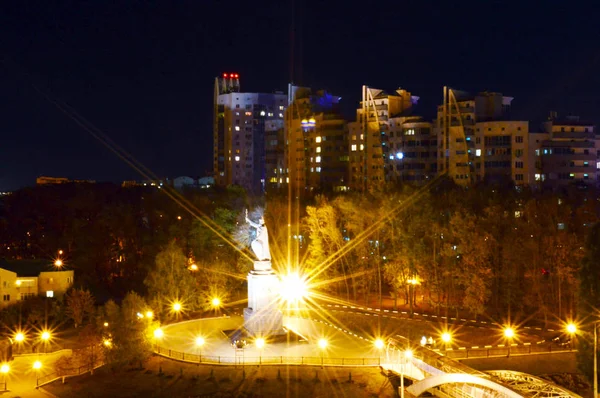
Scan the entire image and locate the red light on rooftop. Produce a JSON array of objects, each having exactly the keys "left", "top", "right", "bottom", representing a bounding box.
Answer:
[
  {"left": 223, "top": 73, "right": 228, "bottom": 78},
  {"left": 235, "top": 74, "right": 239, "bottom": 78}
]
